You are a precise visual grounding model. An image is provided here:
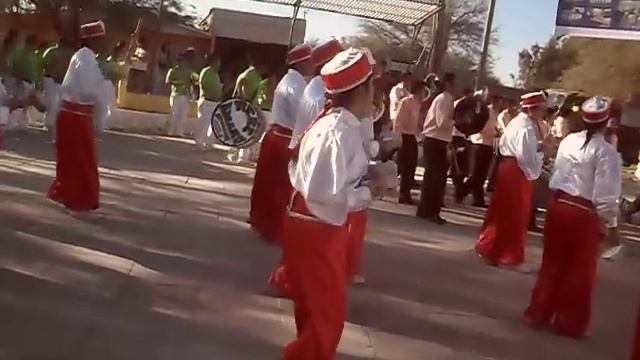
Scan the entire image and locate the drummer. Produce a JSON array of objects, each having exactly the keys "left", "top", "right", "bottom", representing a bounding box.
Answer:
[
  {"left": 281, "top": 47, "right": 380, "bottom": 360},
  {"left": 475, "top": 91, "right": 547, "bottom": 273},
  {"left": 525, "top": 96, "right": 621, "bottom": 338}
]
